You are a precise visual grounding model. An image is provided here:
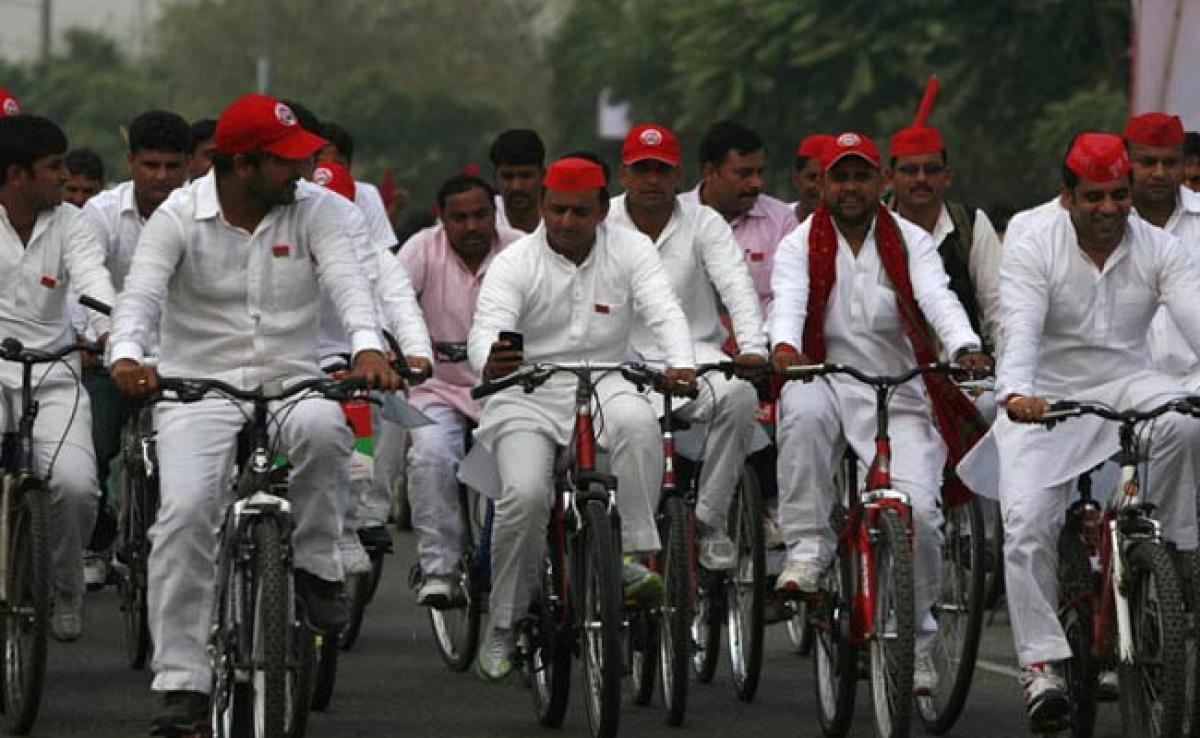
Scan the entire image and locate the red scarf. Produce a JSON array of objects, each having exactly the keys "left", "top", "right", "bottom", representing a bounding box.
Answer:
[{"left": 803, "top": 202, "right": 986, "bottom": 506}]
